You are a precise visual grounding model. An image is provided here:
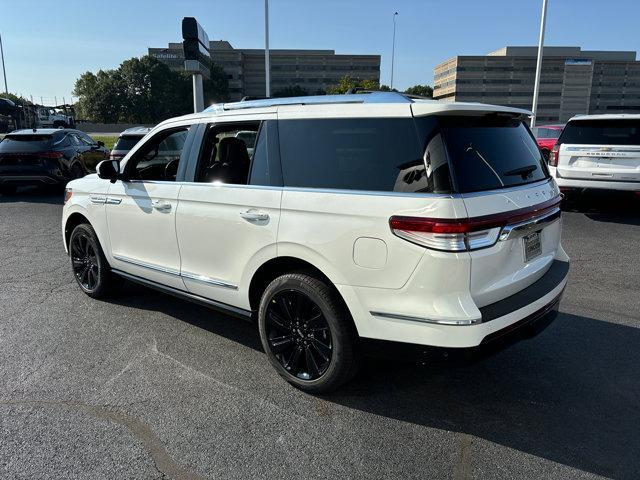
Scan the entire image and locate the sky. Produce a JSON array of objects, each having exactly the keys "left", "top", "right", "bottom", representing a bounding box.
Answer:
[{"left": 1, "top": 0, "right": 639, "bottom": 104}]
